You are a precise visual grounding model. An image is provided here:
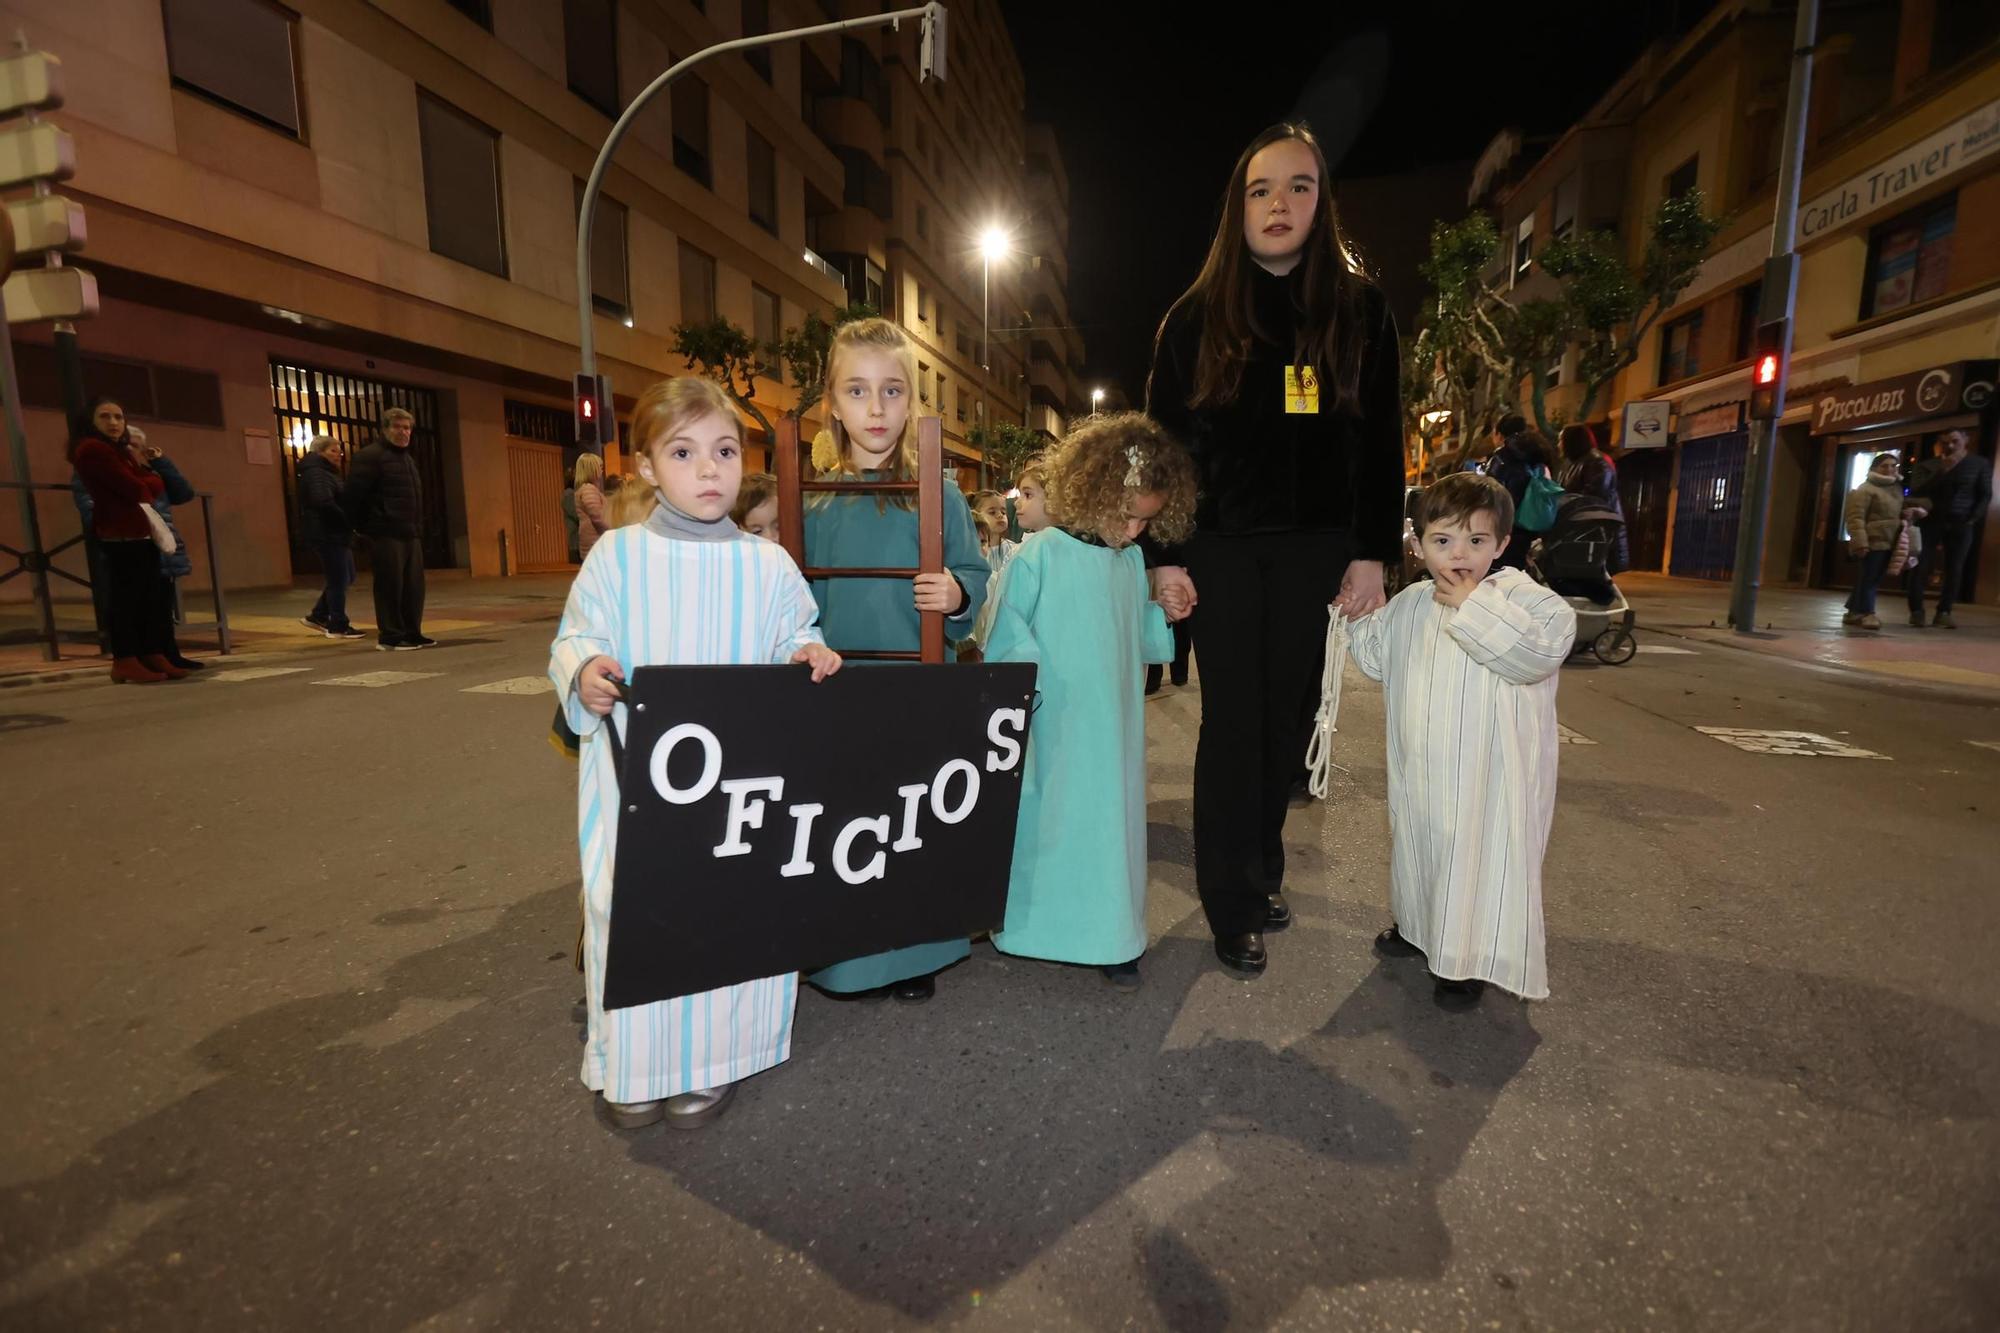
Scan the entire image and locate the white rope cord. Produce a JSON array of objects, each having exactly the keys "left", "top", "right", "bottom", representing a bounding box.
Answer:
[{"left": 1303, "top": 605, "right": 1351, "bottom": 800}]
